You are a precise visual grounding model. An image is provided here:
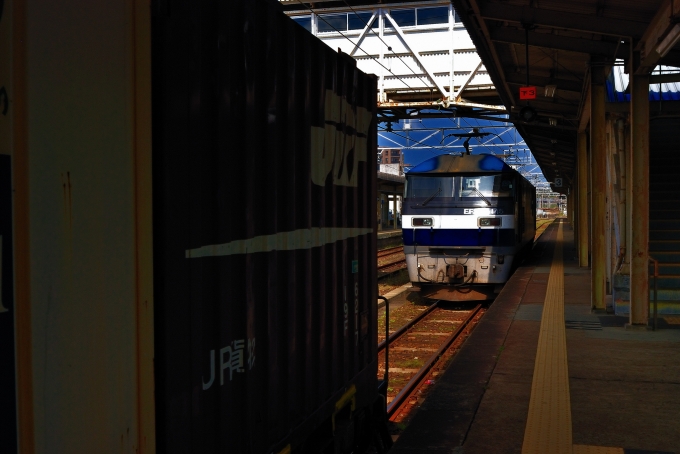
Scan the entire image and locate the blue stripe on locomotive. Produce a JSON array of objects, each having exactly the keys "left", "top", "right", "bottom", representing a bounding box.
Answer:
[
  {"left": 402, "top": 228, "right": 516, "bottom": 247},
  {"left": 407, "top": 153, "right": 513, "bottom": 174}
]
